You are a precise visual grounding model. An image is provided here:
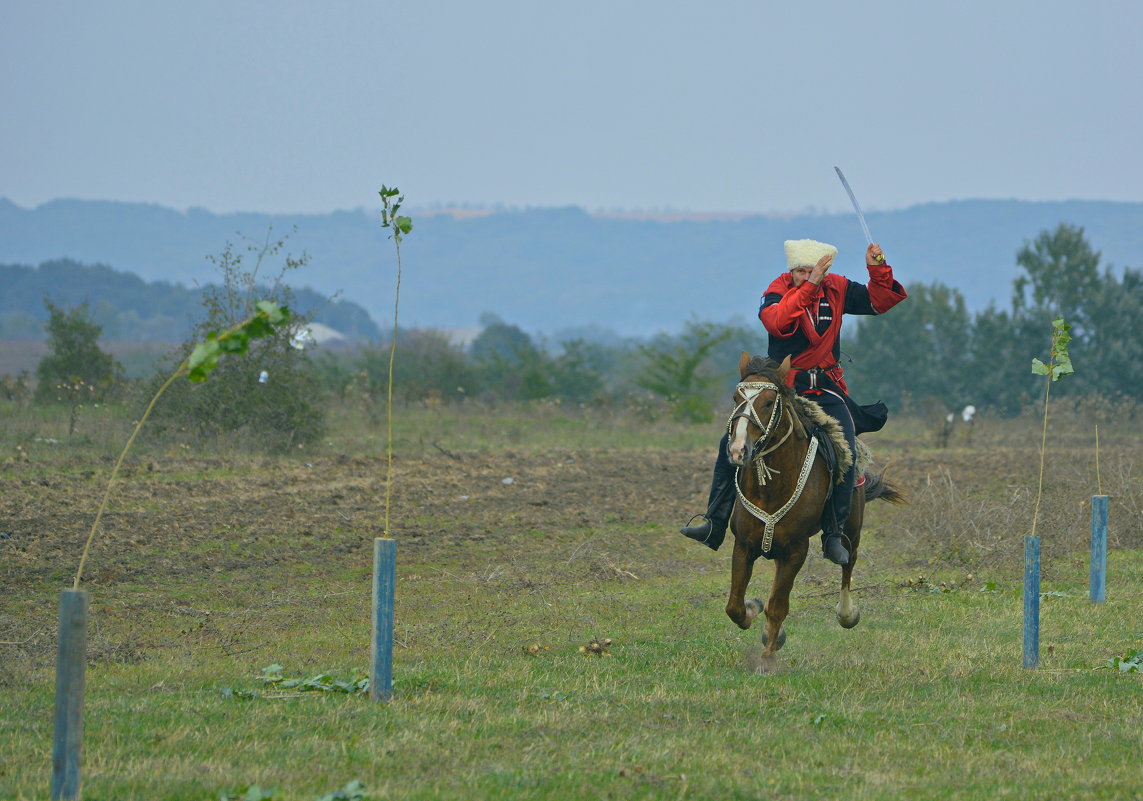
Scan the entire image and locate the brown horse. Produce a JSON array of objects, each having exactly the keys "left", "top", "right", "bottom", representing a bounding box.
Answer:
[{"left": 724, "top": 352, "right": 904, "bottom": 670}]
